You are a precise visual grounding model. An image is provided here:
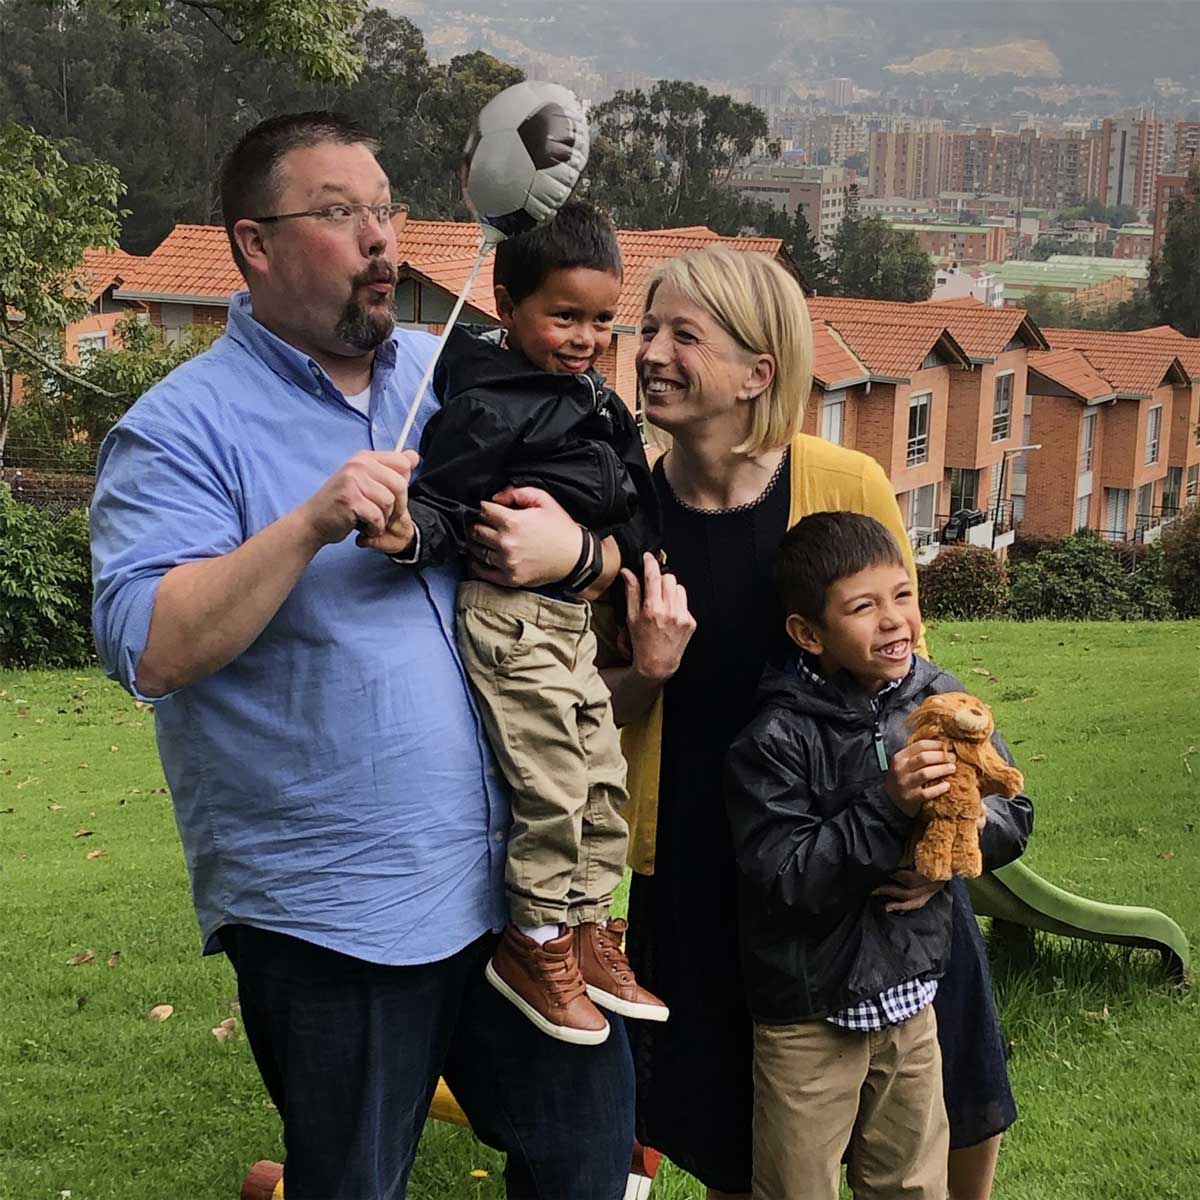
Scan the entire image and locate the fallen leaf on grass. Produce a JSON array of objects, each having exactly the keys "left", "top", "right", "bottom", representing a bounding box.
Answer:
[
  {"left": 110, "top": 745, "right": 119, "bottom": 753},
  {"left": 211, "top": 1017, "right": 239, "bottom": 1042},
  {"left": 1083, "top": 1006, "right": 1110, "bottom": 1023},
  {"left": 0, "top": 806, "right": 13, "bottom": 814},
  {"left": 85, "top": 849, "right": 107, "bottom": 860},
  {"left": 47, "top": 802, "right": 63, "bottom": 812},
  {"left": 1158, "top": 851, "right": 1176, "bottom": 861},
  {"left": 470, "top": 1170, "right": 490, "bottom": 1179},
  {"left": 66, "top": 950, "right": 95, "bottom": 966},
  {"left": 77, "top": 762, "right": 89, "bottom": 769},
  {"left": 147, "top": 1004, "right": 174, "bottom": 1022},
  {"left": 971, "top": 667, "right": 990, "bottom": 676},
  {"left": 107, "top": 951, "right": 121, "bottom": 968},
  {"left": 73, "top": 828, "right": 94, "bottom": 838},
  {"left": 1030, "top": 754, "right": 1047, "bottom": 762}
]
